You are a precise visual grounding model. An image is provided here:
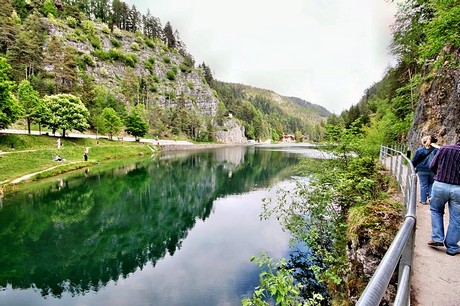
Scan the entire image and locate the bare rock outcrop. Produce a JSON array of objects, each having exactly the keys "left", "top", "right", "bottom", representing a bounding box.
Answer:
[{"left": 409, "top": 48, "right": 460, "bottom": 148}]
